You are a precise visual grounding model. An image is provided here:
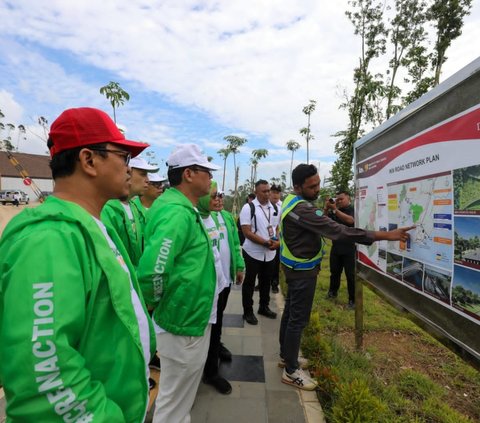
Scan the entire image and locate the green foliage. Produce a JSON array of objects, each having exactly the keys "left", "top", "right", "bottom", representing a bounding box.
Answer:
[
  {"left": 249, "top": 148, "right": 269, "bottom": 191},
  {"left": 331, "top": 0, "right": 471, "bottom": 190},
  {"left": 286, "top": 139, "right": 301, "bottom": 187},
  {"left": 421, "top": 397, "right": 472, "bottom": 423},
  {"left": 396, "top": 369, "right": 444, "bottom": 401},
  {"left": 428, "top": 0, "right": 473, "bottom": 85},
  {"left": 300, "top": 99, "right": 316, "bottom": 164},
  {"left": 99, "top": 81, "right": 130, "bottom": 123},
  {"left": 223, "top": 135, "right": 248, "bottom": 215},
  {"left": 331, "top": 379, "right": 388, "bottom": 423}
]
